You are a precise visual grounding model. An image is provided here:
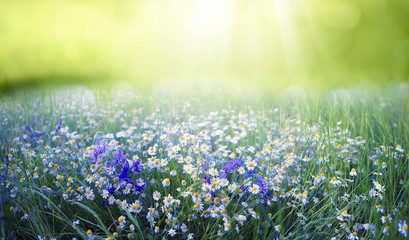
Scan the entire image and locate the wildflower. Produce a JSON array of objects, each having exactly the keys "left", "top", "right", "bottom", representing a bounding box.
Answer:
[
  {"left": 383, "top": 225, "right": 389, "bottom": 236},
  {"left": 330, "top": 177, "right": 341, "bottom": 186},
  {"left": 208, "top": 168, "right": 218, "bottom": 176},
  {"left": 118, "top": 216, "right": 126, "bottom": 227},
  {"left": 348, "top": 232, "right": 358, "bottom": 240},
  {"left": 115, "top": 150, "right": 126, "bottom": 165},
  {"left": 274, "top": 225, "right": 281, "bottom": 233},
  {"left": 163, "top": 194, "right": 174, "bottom": 207},
  {"left": 119, "top": 161, "right": 130, "bottom": 181},
  {"left": 368, "top": 189, "right": 377, "bottom": 198},
  {"left": 236, "top": 215, "right": 246, "bottom": 226},
  {"left": 55, "top": 118, "right": 62, "bottom": 134},
  {"left": 181, "top": 223, "right": 188, "bottom": 233},
  {"left": 349, "top": 168, "right": 357, "bottom": 176},
  {"left": 153, "top": 191, "right": 161, "bottom": 201},
  {"left": 373, "top": 180, "right": 385, "bottom": 192},
  {"left": 376, "top": 204, "right": 384, "bottom": 213},
  {"left": 102, "top": 190, "right": 109, "bottom": 199},
  {"left": 245, "top": 157, "right": 257, "bottom": 171},
  {"left": 28, "top": 132, "right": 45, "bottom": 140},
  {"left": 168, "top": 229, "right": 176, "bottom": 237},
  {"left": 132, "top": 160, "right": 142, "bottom": 173},
  {"left": 162, "top": 178, "right": 170, "bottom": 187},
  {"left": 224, "top": 159, "right": 243, "bottom": 174},
  {"left": 398, "top": 220, "right": 408, "bottom": 237},
  {"left": 85, "top": 187, "right": 95, "bottom": 200},
  {"left": 72, "top": 219, "right": 80, "bottom": 229},
  {"left": 249, "top": 184, "right": 260, "bottom": 195},
  {"left": 381, "top": 214, "right": 392, "bottom": 224},
  {"left": 87, "top": 229, "right": 92, "bottom": 238},
  {"left": 24, "top": 124, "right": 32, "bottom": 132},
  {"left": 258, "top": 176, "right": 268, "bottom": 195}
]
